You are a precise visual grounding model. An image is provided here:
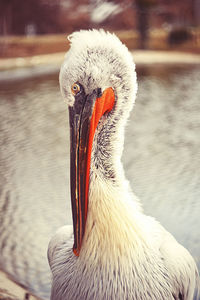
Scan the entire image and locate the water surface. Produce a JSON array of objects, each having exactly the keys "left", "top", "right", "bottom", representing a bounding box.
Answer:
[{"left": 0, "top": 64, "right": 200, "bottom": 299}]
